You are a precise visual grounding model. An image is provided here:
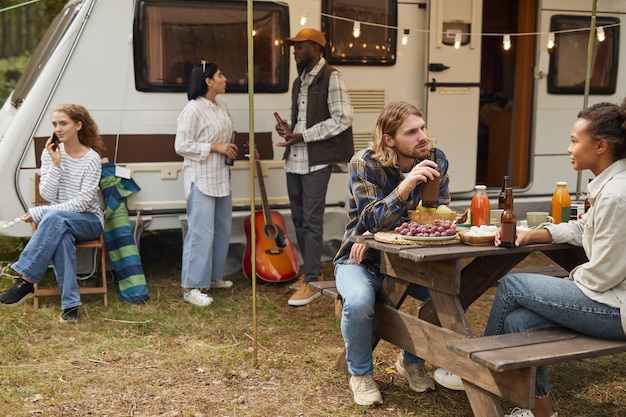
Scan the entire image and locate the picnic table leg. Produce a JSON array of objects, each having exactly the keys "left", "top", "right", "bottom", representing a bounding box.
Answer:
[{"left": 464, "top": 381, "right": 505, "bottom": 416}]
